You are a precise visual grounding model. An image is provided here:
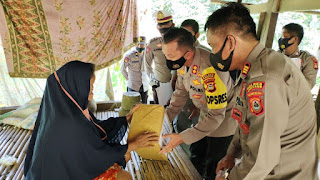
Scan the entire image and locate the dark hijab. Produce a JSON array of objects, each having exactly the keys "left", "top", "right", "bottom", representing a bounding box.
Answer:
[{"left": 24, "top": 61, "right": 128, "bottom": 180}]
